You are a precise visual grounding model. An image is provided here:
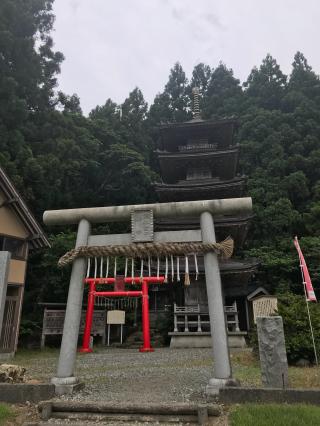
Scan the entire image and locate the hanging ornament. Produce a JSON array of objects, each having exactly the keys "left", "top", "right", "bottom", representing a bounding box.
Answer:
[
  {"left": 100, "top": 257, "right": 103, "bottom": 278},
  {"left": 140, "top": 258, "right": 144, "bottom": 278},
  {"left": 148, "top": 256, "right": 151, "bottom": 277},
  {"left": 86, "top": 258, "right": 91, "bottom": 278},
  {"left": 194, "top": 253, "right": 199, "bottom": 280},
  {"left": 171, "top": 255, "right": 174, "bottom": 282},
  {"left": 164, "top": 256, "right": 168, "bottom": 283},
  {"left": 114, "top": 257, "right": 117, "bottom": 278},
  {"left": 131, "top": 258, "right": 134, "bottom": 283},
  {"left": 94, "top": 257, "right": 97, "bottom": 279},
  {"left": 177, "top": 256, "right": 180, "bottom": 282},
  {"left": 124, "top": 257, "right": 128, "bottom": 278},
  {"left": 105, "top": 257, "right": 109, "bottom": 278},
  {"left": 184, "top": 255, "right": 190, "bottom": 286},
  {"left": 157, "top": 257, "right": 160, "bottom": 278}
]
